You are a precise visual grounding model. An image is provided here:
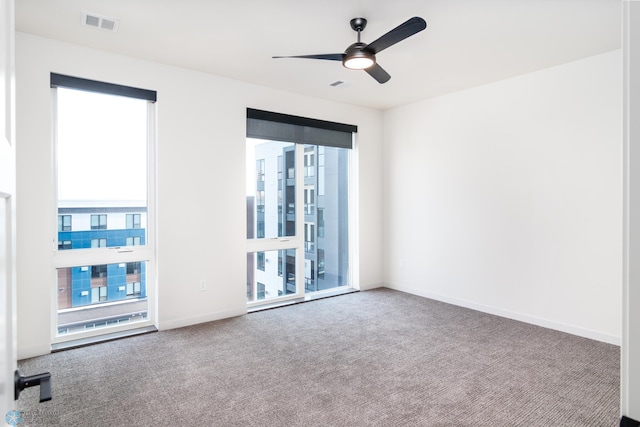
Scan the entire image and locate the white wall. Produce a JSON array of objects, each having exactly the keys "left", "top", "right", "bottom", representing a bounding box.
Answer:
[
  {"left": 15, "top": 32, "right": 383, "bottom": 359},
  {"left": 382, "top": 50, "right": 622, "bottom": 344}
]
